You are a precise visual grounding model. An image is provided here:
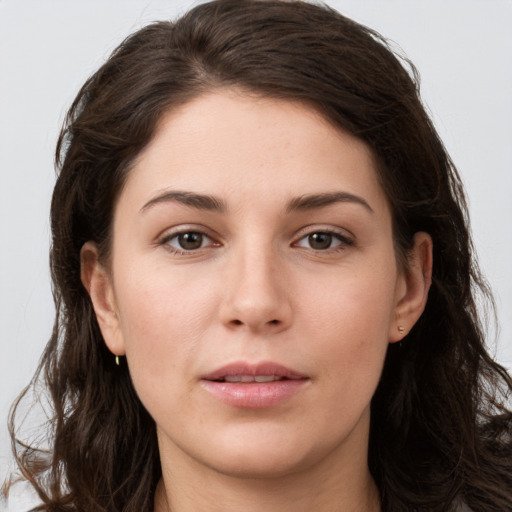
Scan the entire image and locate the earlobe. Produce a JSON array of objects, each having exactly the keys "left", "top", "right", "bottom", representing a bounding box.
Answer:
[
  {"left": 389, "top": 232, "right": 433, "bottom": 343},
  {"left": 80, "top": 242, "right": 126, "bottom": 357}
]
